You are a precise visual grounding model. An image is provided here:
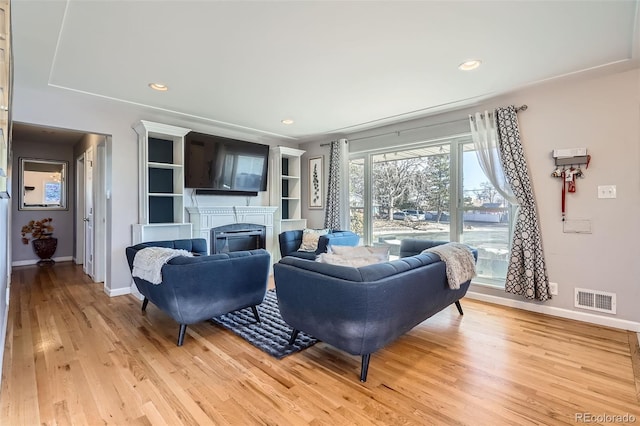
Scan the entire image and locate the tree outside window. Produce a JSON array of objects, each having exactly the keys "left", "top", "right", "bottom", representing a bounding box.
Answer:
[{"left": 350, "top": 140, "right": 513, "bottom": 287}]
